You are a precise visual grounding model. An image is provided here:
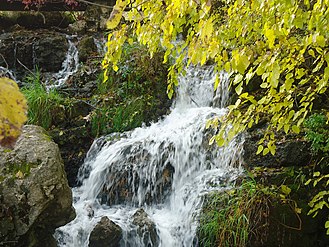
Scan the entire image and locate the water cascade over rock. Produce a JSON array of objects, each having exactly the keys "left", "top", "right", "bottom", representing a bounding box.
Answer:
[{"left": 55, "top": 66, "right": 244, "bottom": 246}]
